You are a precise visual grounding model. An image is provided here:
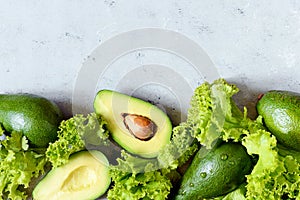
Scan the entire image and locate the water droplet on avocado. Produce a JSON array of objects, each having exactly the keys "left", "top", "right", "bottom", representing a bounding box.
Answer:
[
  {"left": 189, "top": 183, "right": 194, "bottom": 187},
  {"left": 220, "top": 154, "right": 228, "bottom": 160},
  {"left": 229, "top": 161, "right": 235, "bottom": 165},
  {"left": 200, "top": 172, "right": 207, "bottom": 178},
  {"left": 181, "top": 190, "right": 186, "bottom": 195}
]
